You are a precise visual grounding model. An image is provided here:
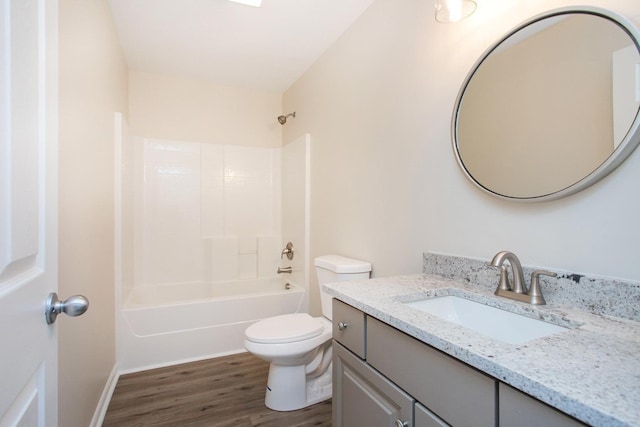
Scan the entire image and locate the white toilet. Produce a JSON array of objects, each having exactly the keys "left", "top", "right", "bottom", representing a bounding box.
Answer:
[{"left": 244, "top": 255, "right": 371, "bottom": 411}]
